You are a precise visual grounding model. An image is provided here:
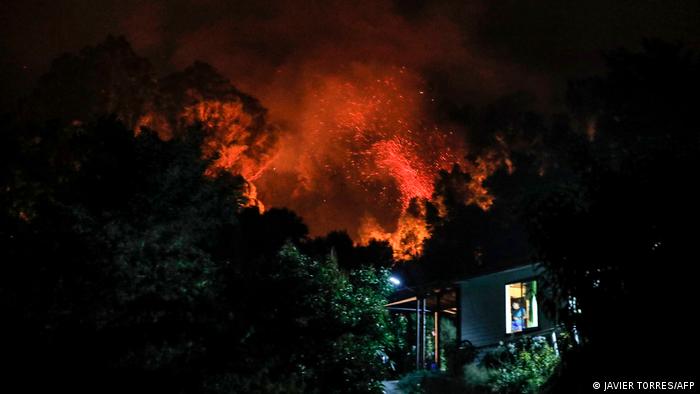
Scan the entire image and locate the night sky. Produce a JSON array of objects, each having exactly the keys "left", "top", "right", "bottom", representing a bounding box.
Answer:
[
  {"left": 2, "top": 0, "right": 699, "bottom": 111},
  {"left": 2, "top": 0, "right": 700, "bottom": 246}
]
